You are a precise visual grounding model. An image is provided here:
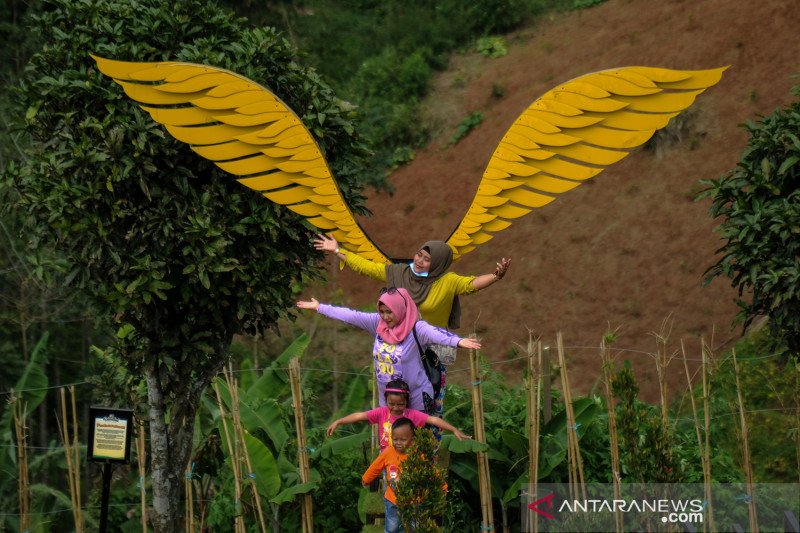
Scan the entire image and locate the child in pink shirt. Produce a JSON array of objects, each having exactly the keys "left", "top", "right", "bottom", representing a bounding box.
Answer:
[{"left": 327, "top": 379, "right": 469, "bottom": 451}]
